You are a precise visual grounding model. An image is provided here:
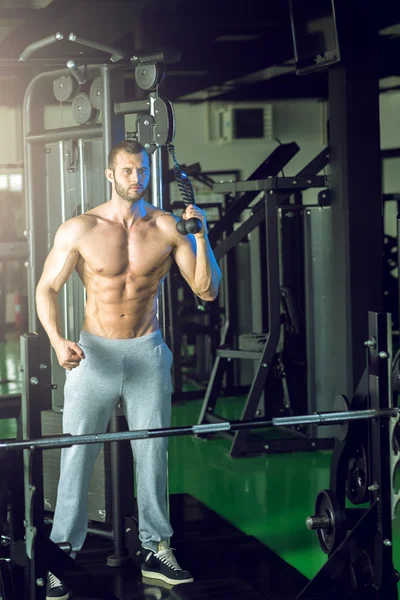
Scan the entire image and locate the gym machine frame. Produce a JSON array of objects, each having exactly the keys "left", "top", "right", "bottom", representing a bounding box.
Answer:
[
  {"left": 0, "top": 310, "right": 398, "bottom": 599},
  {"left": 198, "top": 147, "right": 331, "bottom": 458},
  {"left": 20, "top": 32, "right": 177, "bottom": 571}
]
